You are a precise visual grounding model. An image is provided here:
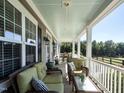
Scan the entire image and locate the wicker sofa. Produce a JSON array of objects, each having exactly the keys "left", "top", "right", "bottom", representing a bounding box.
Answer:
[{"left": 9, "top": 62, "right": 64, "bottom": 93}]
